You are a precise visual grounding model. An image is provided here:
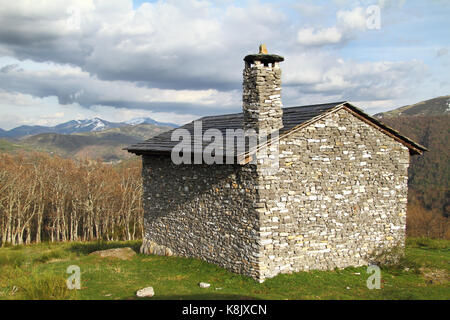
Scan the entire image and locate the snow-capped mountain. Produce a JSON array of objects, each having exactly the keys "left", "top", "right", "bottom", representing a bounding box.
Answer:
[
  {"left": 124, "top": 117, "right": 178, "bottom": 127},
  {"left": 0, "top": 117, "right": 177, "bottom": 138},
  {"left": 54, "top": 118, "right": 123, "bottom": 134}
]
